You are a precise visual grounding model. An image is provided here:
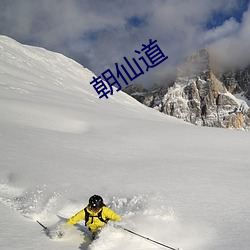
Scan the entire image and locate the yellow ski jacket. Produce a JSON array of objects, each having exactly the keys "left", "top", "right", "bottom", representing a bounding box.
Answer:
[{"left": 67, "top": 206, "right": 121, "bottom": 233}]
